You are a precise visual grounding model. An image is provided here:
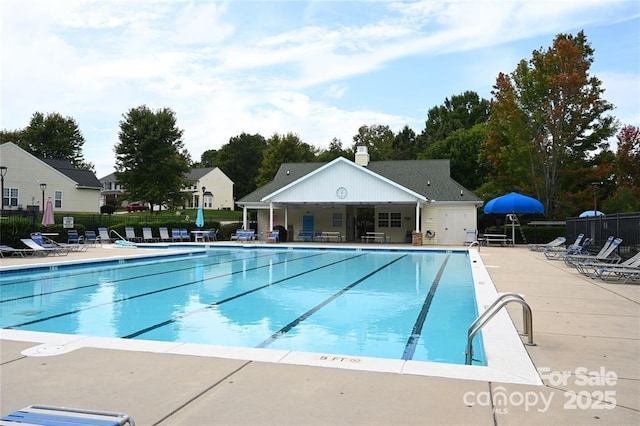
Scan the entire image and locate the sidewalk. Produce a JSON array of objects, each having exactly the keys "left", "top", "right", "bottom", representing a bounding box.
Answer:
[{"left": 1, "top": 245, "right": 638, "bottom": 425}]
